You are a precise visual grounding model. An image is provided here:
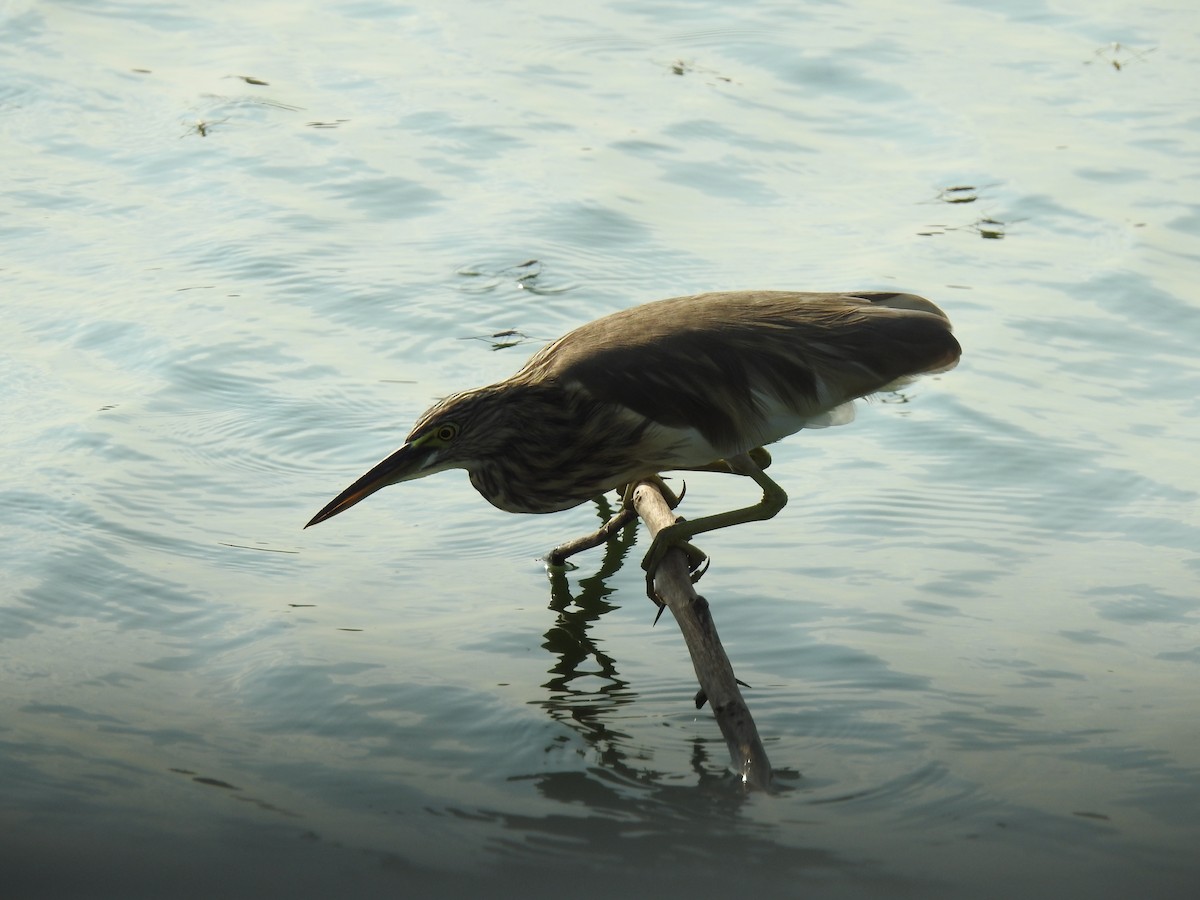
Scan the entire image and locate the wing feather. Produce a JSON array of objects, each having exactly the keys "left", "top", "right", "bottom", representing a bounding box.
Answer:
[{"left": 519, "top": 291, "right": 960, "bottom": 454}]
